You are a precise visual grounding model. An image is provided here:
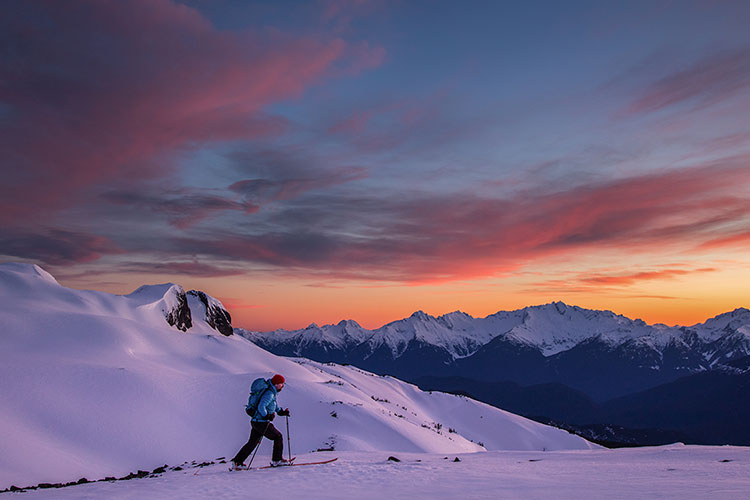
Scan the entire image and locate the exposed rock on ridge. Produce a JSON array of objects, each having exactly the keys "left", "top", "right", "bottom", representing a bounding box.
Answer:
[{"left": 187, "top": 290, "right": 233, "bottom": 336}]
